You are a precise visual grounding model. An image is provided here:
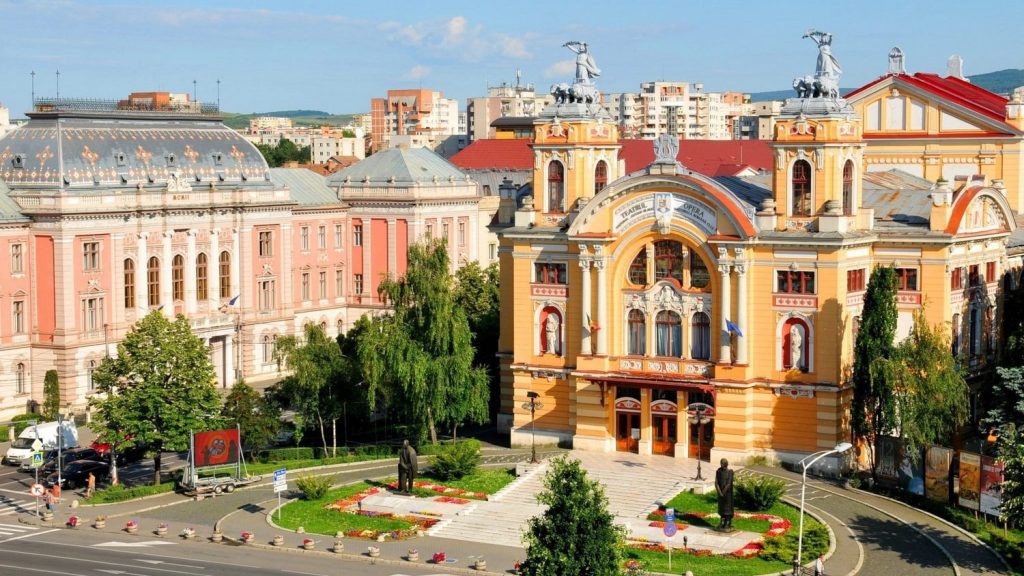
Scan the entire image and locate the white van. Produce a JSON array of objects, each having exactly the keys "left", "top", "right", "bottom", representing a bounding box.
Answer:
[{"left": 3, "top": 421, "right": 79, "bottom": 466}]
